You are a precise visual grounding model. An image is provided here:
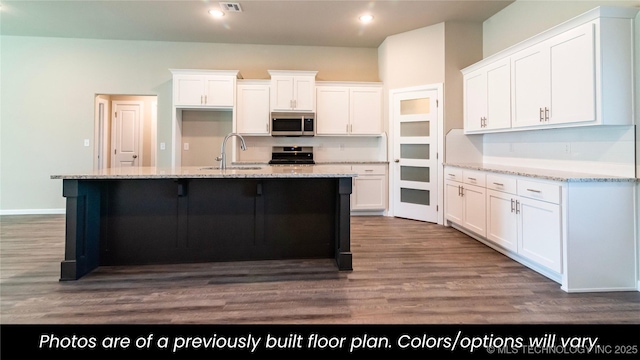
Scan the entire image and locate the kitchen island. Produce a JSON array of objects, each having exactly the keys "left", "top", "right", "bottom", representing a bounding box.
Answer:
[{"left": 51, "top": 165, "right": 356, "bottom": 280}]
